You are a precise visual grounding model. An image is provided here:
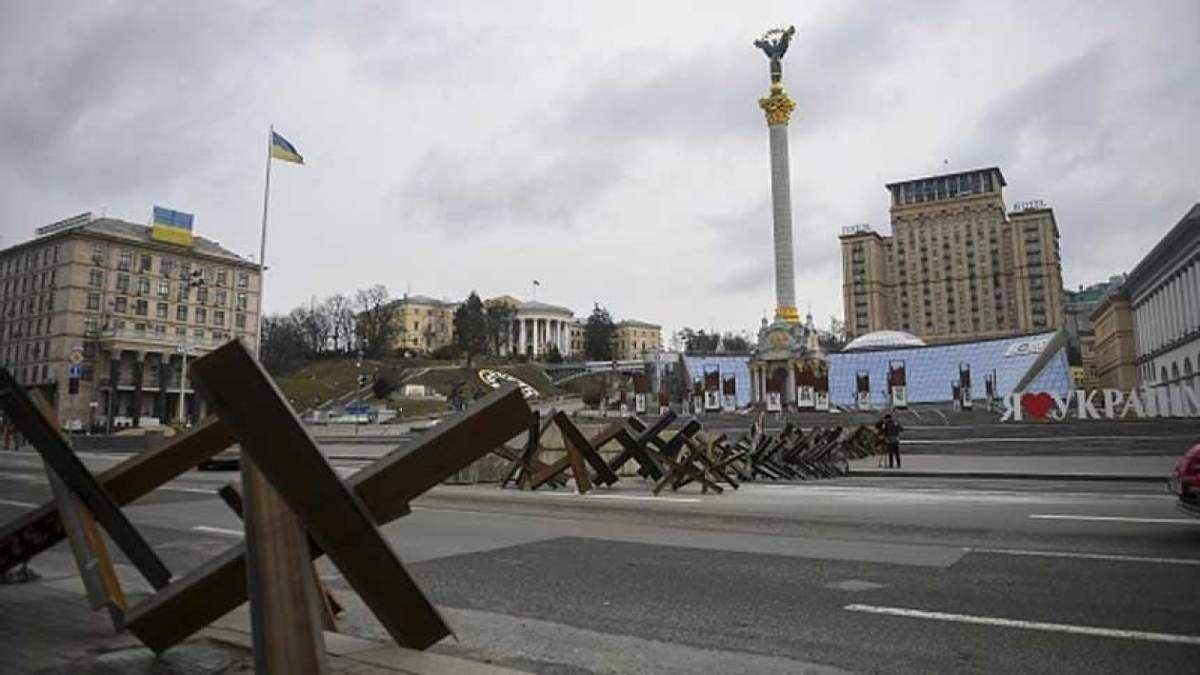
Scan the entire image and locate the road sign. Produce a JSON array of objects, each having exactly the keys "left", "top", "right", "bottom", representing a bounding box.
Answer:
[
  {"left": 69, "top": 349, "right": 84, "bottom": 365},
  {"left": 345, "top": 404, "right": 370, "bottom": 415},
  {"left": 69, "top": 365, "right": 83, "bottom": 379}
]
